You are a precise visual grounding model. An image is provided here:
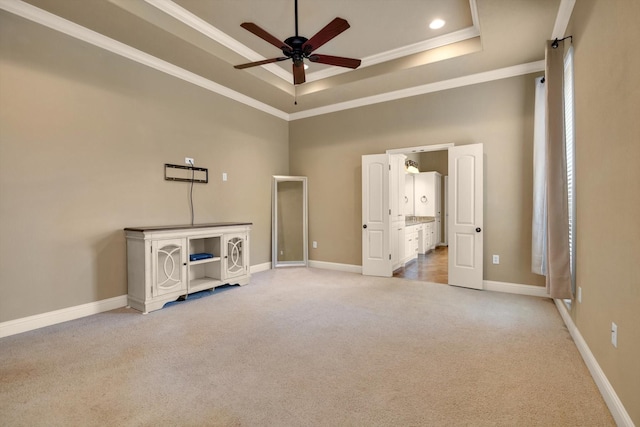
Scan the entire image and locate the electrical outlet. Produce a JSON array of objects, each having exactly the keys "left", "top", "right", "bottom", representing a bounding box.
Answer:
[
  {"left": 492, "top": 254, "right": 499, "bottom": 264},
  {"left": 577, "top": 287, "right": 582, "bottom": 303},
  {"left": 611, "top": 322, "right": 617, "bottom": 348},
  {"left": 312, "top": 241, "right": 318, "bottom": 249},
  {"left": 222, "top": 172, "right": 227, "bottom": 181},
  {"left": 185, "top": 157, "right": 194, "bottom": 165}
]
